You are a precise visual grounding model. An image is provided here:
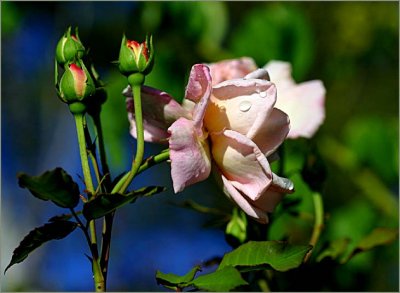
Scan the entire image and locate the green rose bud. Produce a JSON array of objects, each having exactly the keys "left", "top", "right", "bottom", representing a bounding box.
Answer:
[
  {"left": 118, "top": 35, "right": 154, "bottom": 76},
  {"left": 55, "top": 27, "right": 86, "bottom": 65},
  {"left": 58, "top": 61, "right": 96, "bottom": 106}
]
